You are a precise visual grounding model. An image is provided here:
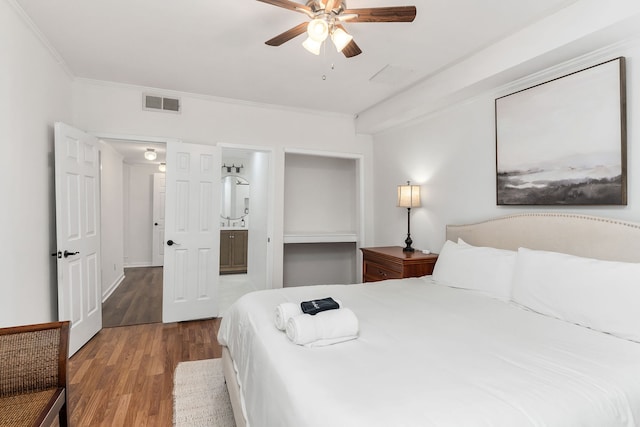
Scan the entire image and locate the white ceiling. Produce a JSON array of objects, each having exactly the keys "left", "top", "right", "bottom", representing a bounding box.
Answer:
[
  {"left": 15, "top": 0, "right": 580, "bottom": 116},
  {"left": 103, "top": 139, "right": 166, "bottom": 165}
]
